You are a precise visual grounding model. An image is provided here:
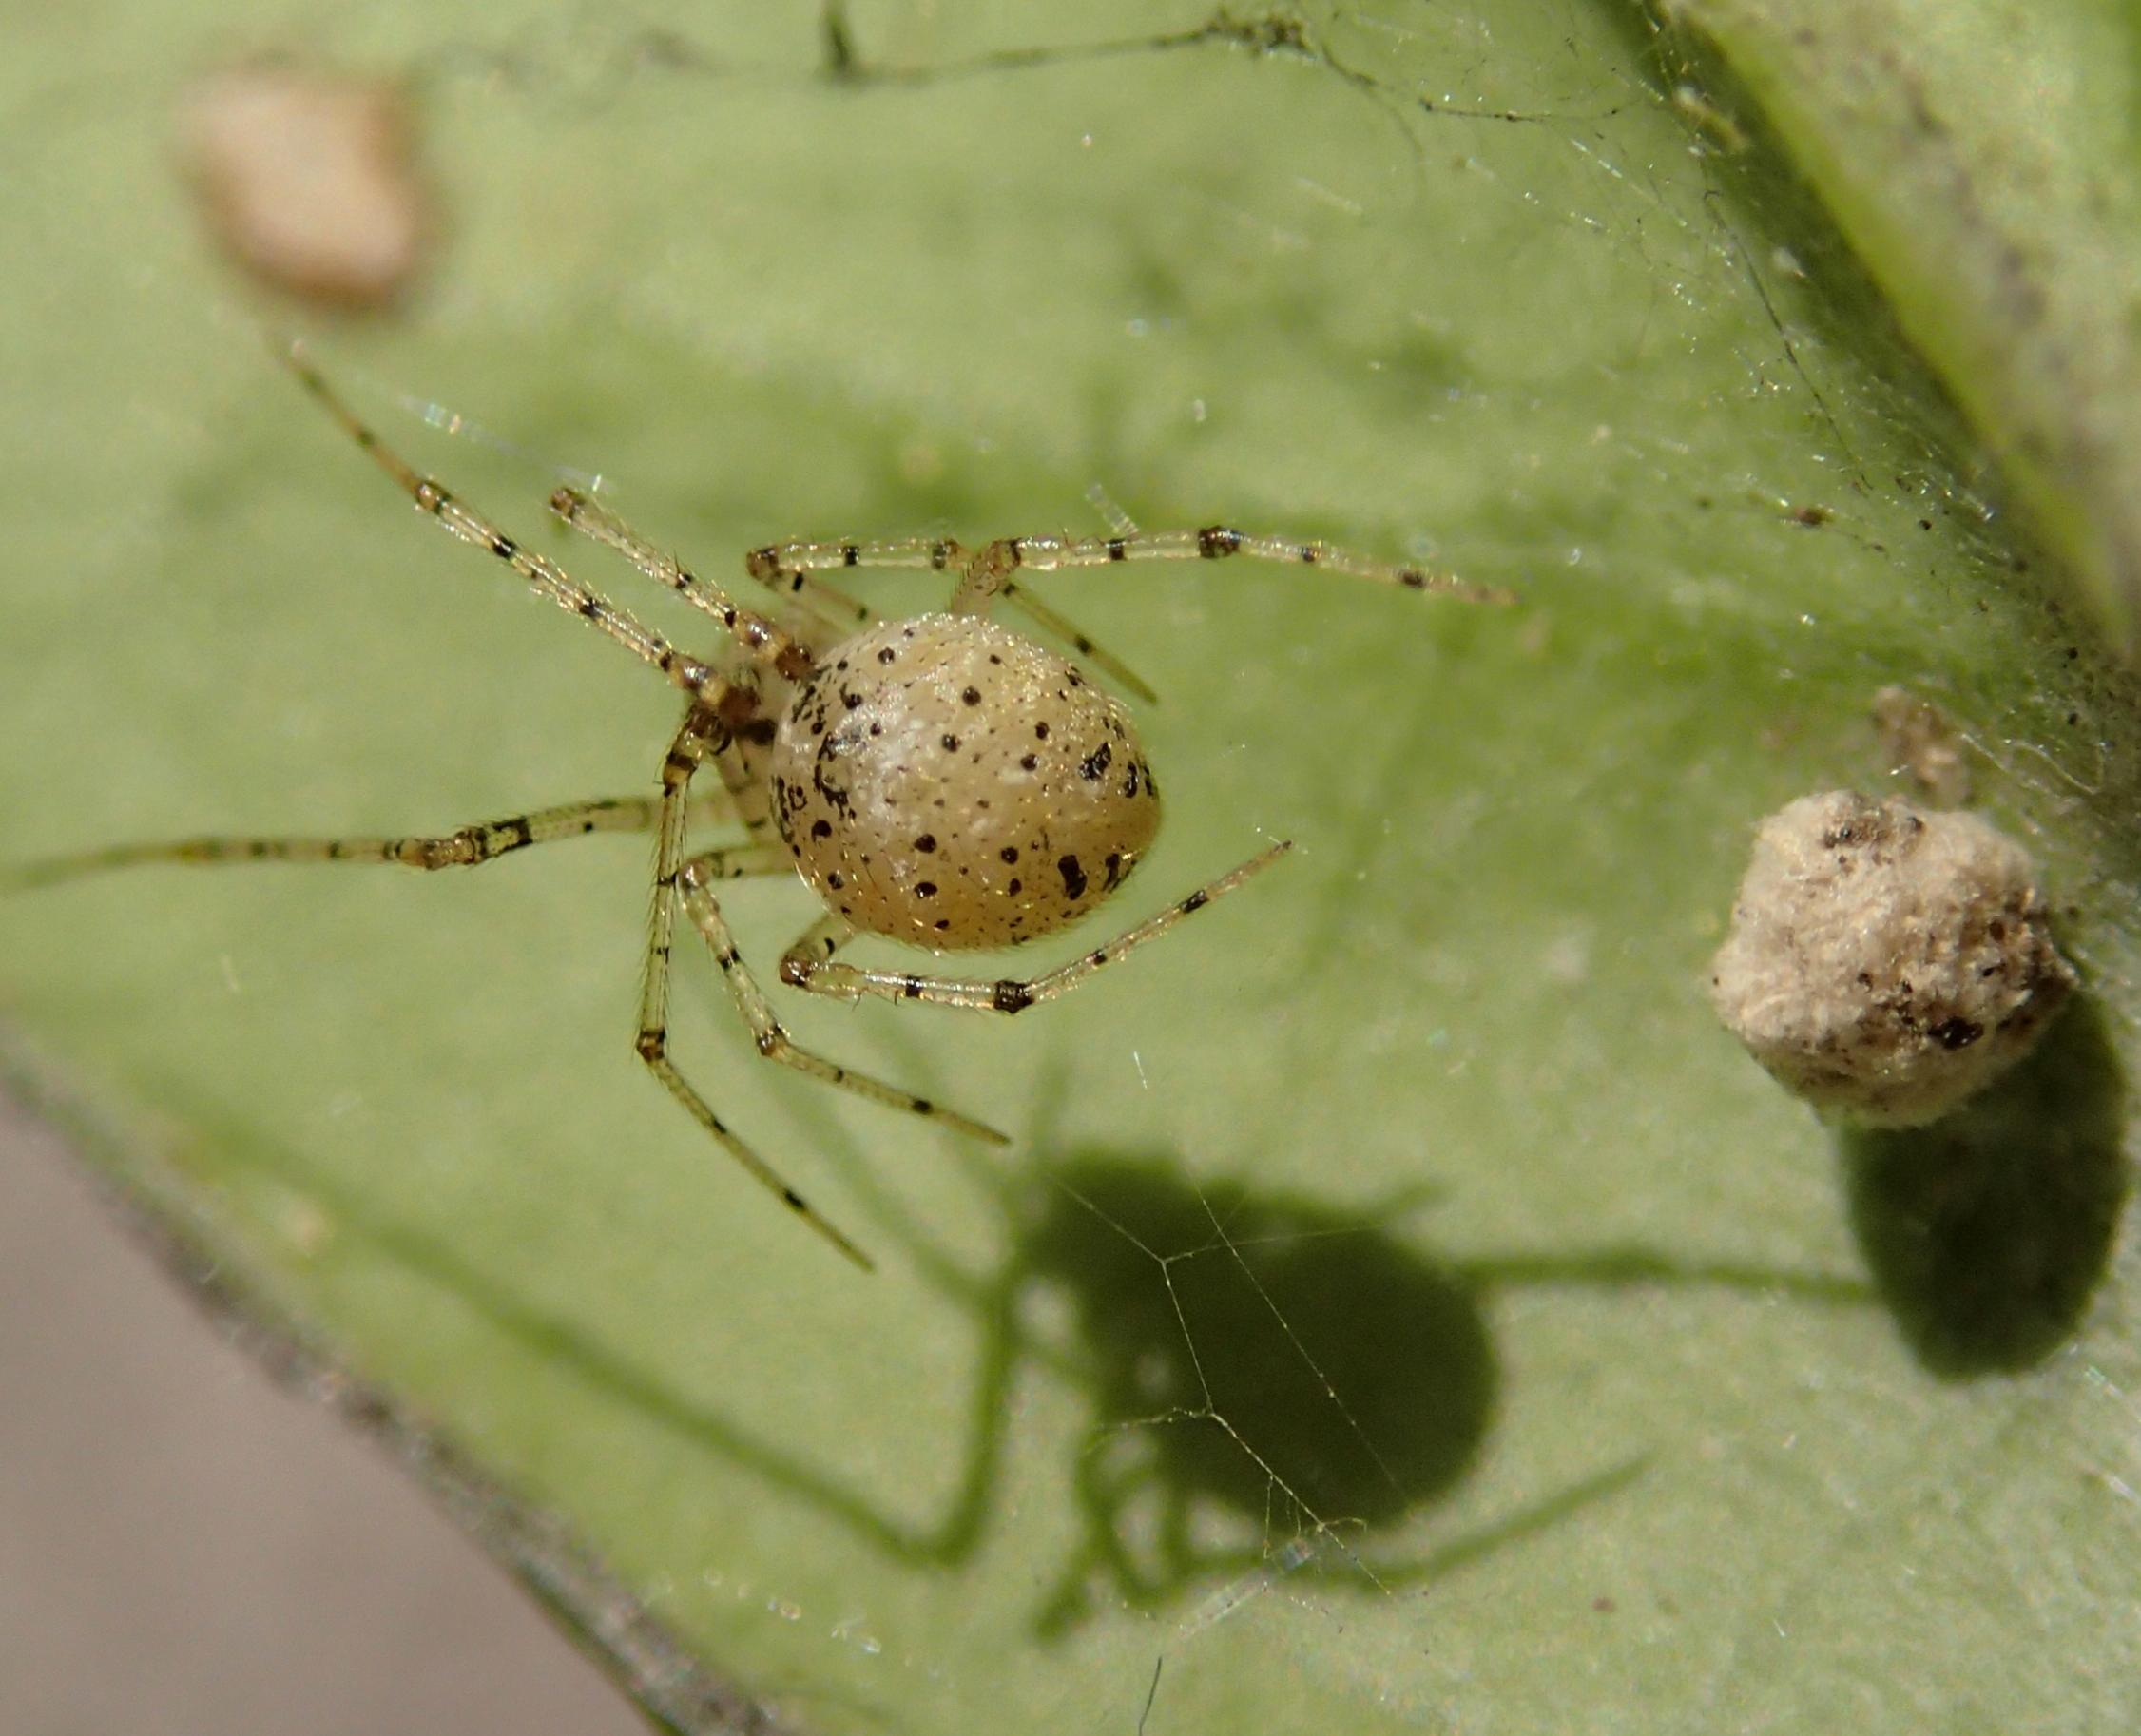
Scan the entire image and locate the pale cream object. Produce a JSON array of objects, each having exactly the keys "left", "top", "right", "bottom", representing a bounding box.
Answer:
[
  {"left": 1710, "top": 790, "right": 2073, "bottom": 1126},
  {"left": 181, "top": 66, "right": 428, "bottom": 308}
]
